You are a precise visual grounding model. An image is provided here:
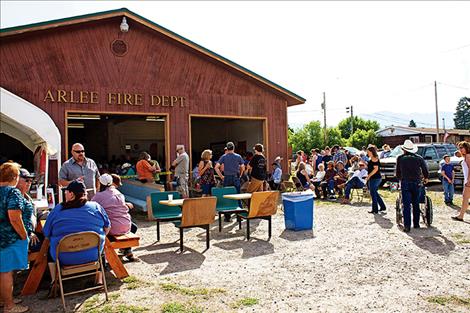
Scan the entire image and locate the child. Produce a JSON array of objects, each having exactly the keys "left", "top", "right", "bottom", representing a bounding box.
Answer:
[
  {"left": 320, "top": 161, "right": 337, "bottom": 199},
  {"left": 441, "top": 155, "right": 454, "bottom": 205}
]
